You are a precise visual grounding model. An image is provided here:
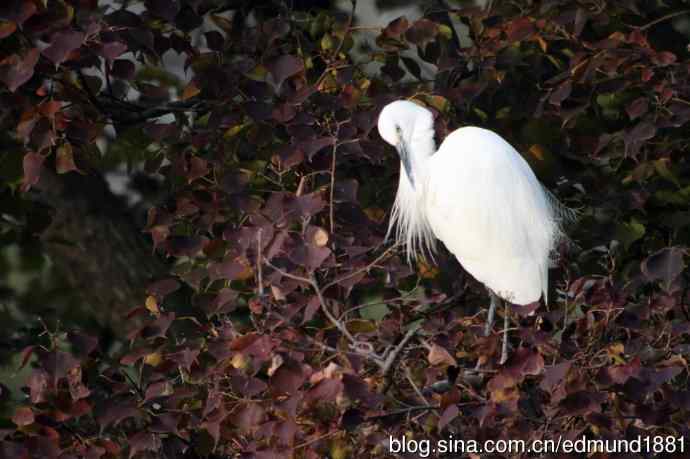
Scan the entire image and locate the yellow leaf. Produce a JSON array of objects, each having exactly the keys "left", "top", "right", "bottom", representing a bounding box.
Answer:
[
  {"left": 244, "top": 64, "right": 267, "bottom": 82},
  {"left": 144, "top": 352, "right": 163, "bottom": 367},
  {"left": 309, "top": 226, "right": 329, "bottom": 247},
  {"left": 231, "top": 353, "right": 250, "bottom": 370},
  {"left": 535, "top": 35, "right": 548, "bottom": 53},
  {"left": 417, "top": 259, "right": 439, "bottom": 279},
  {"left": 363, "top": 207, "right": 385, "bottom": 224},
  {"left": 607, "top": 343, "right": 626, "bottom": 364},
  {"left": 491, "top": 386, "right": 519, "bottom": 403},
  {"left": 233, "top": 256, "right": 254, "bottom": 281},
  {"left": 529, "top": 144, "right": 545, "bottom": 161},
  {"left": 347, "top": 319, "right": 377, "bottom": 334},
  {"left": 145, "top": 295, "right": 159, "bottom": 314},
  {"left": 181, "top": 82, "right": 200, "bottom": 100},
  {"left": 224, "top": 122, "right": 250, "bottom": 139}
]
